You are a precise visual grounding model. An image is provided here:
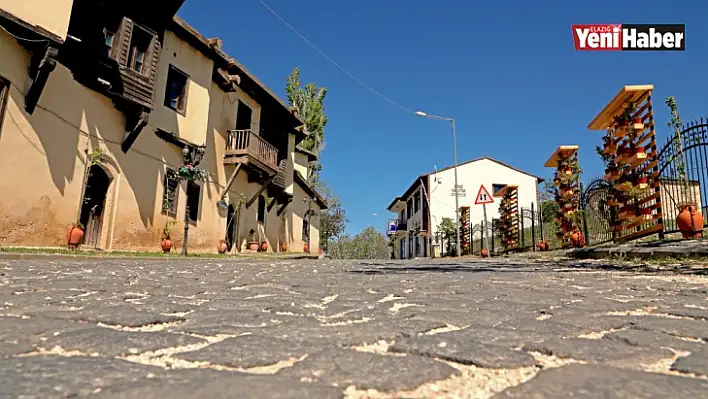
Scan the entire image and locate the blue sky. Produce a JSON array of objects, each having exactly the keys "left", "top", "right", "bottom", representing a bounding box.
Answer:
[{"left": 178, "top": 0, "right": 708, "bottom": 235}]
